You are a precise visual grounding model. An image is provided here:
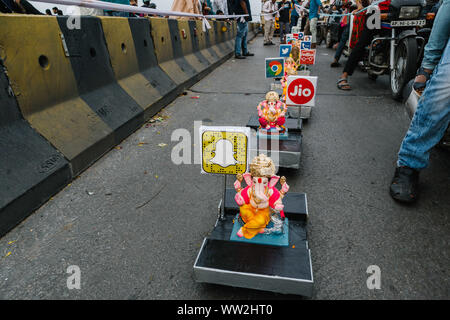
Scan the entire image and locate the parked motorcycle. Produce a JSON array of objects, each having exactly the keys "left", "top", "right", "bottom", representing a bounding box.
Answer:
[{"left": 362, "top": 0, "right": 433, "bottom": 100}]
